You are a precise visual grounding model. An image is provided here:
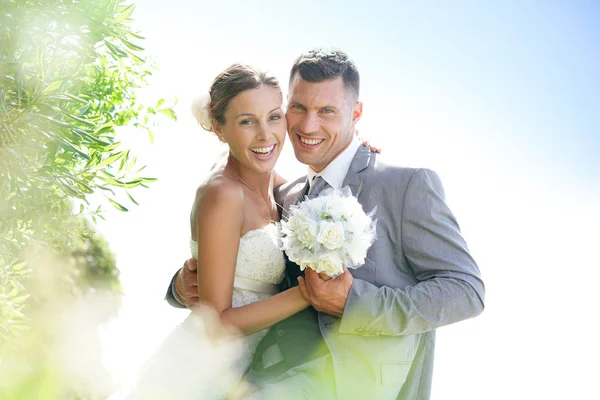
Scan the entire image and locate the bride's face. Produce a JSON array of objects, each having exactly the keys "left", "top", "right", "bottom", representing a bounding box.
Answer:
[{"left": 216, "top": 85, "right": 286, "bottom": 174}]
